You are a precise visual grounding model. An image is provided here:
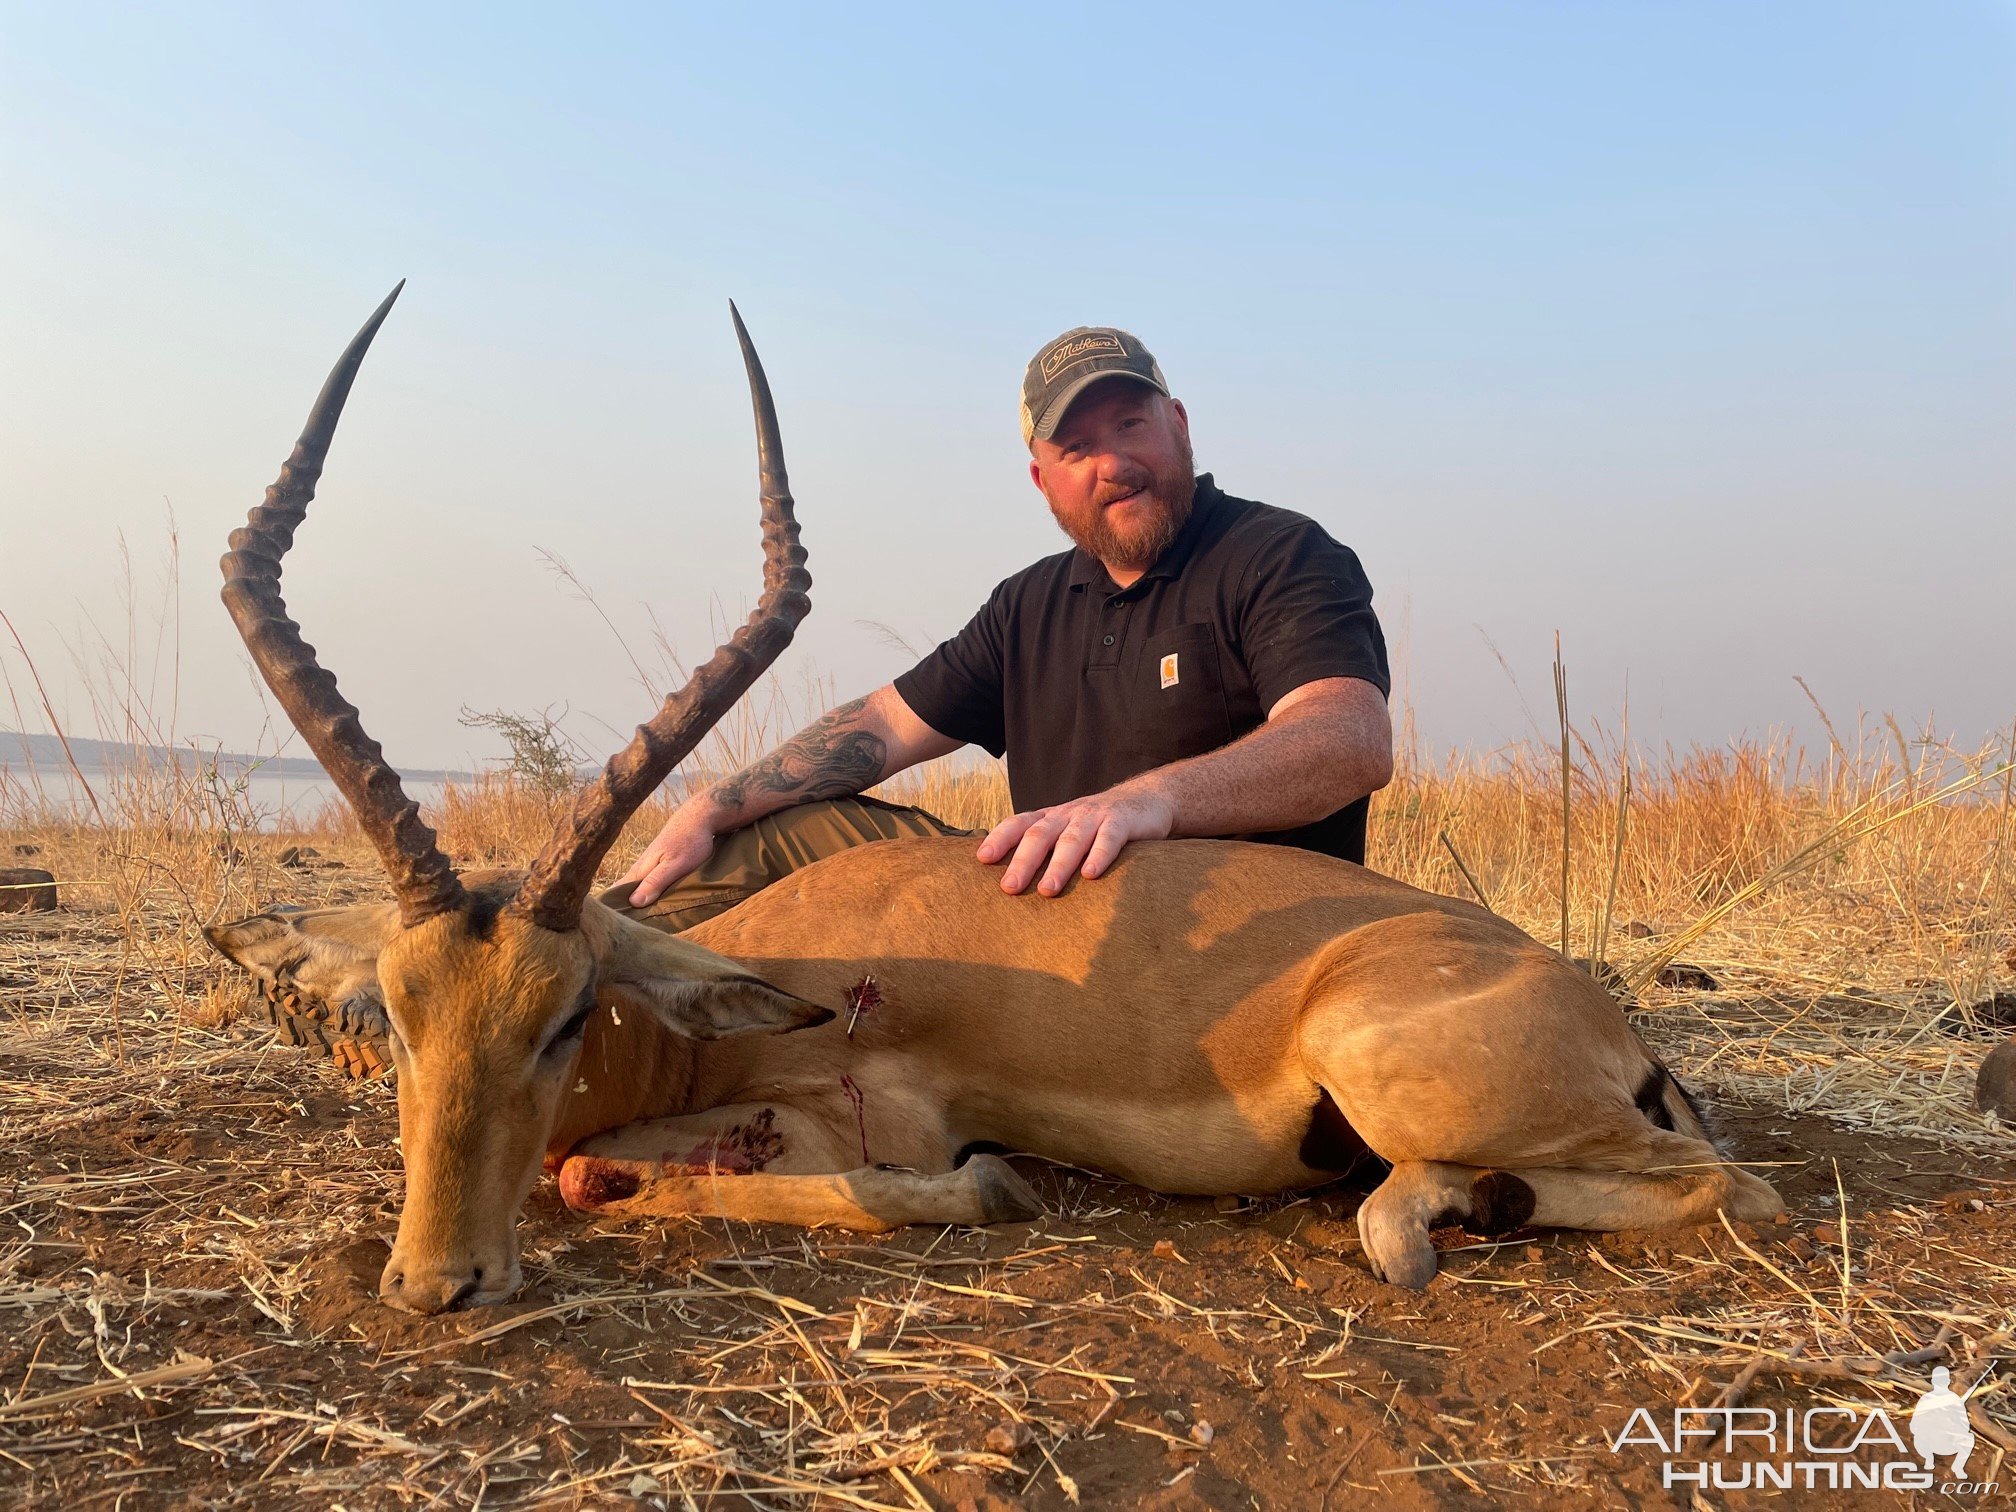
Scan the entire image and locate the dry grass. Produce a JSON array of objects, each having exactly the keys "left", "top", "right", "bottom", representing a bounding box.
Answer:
[
  {"left": 8, "top": 686, "right": 2015, "bottom": 1160},
  {"left": 5, "top": 606, "right": 2016, "bottom": 1502}
]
